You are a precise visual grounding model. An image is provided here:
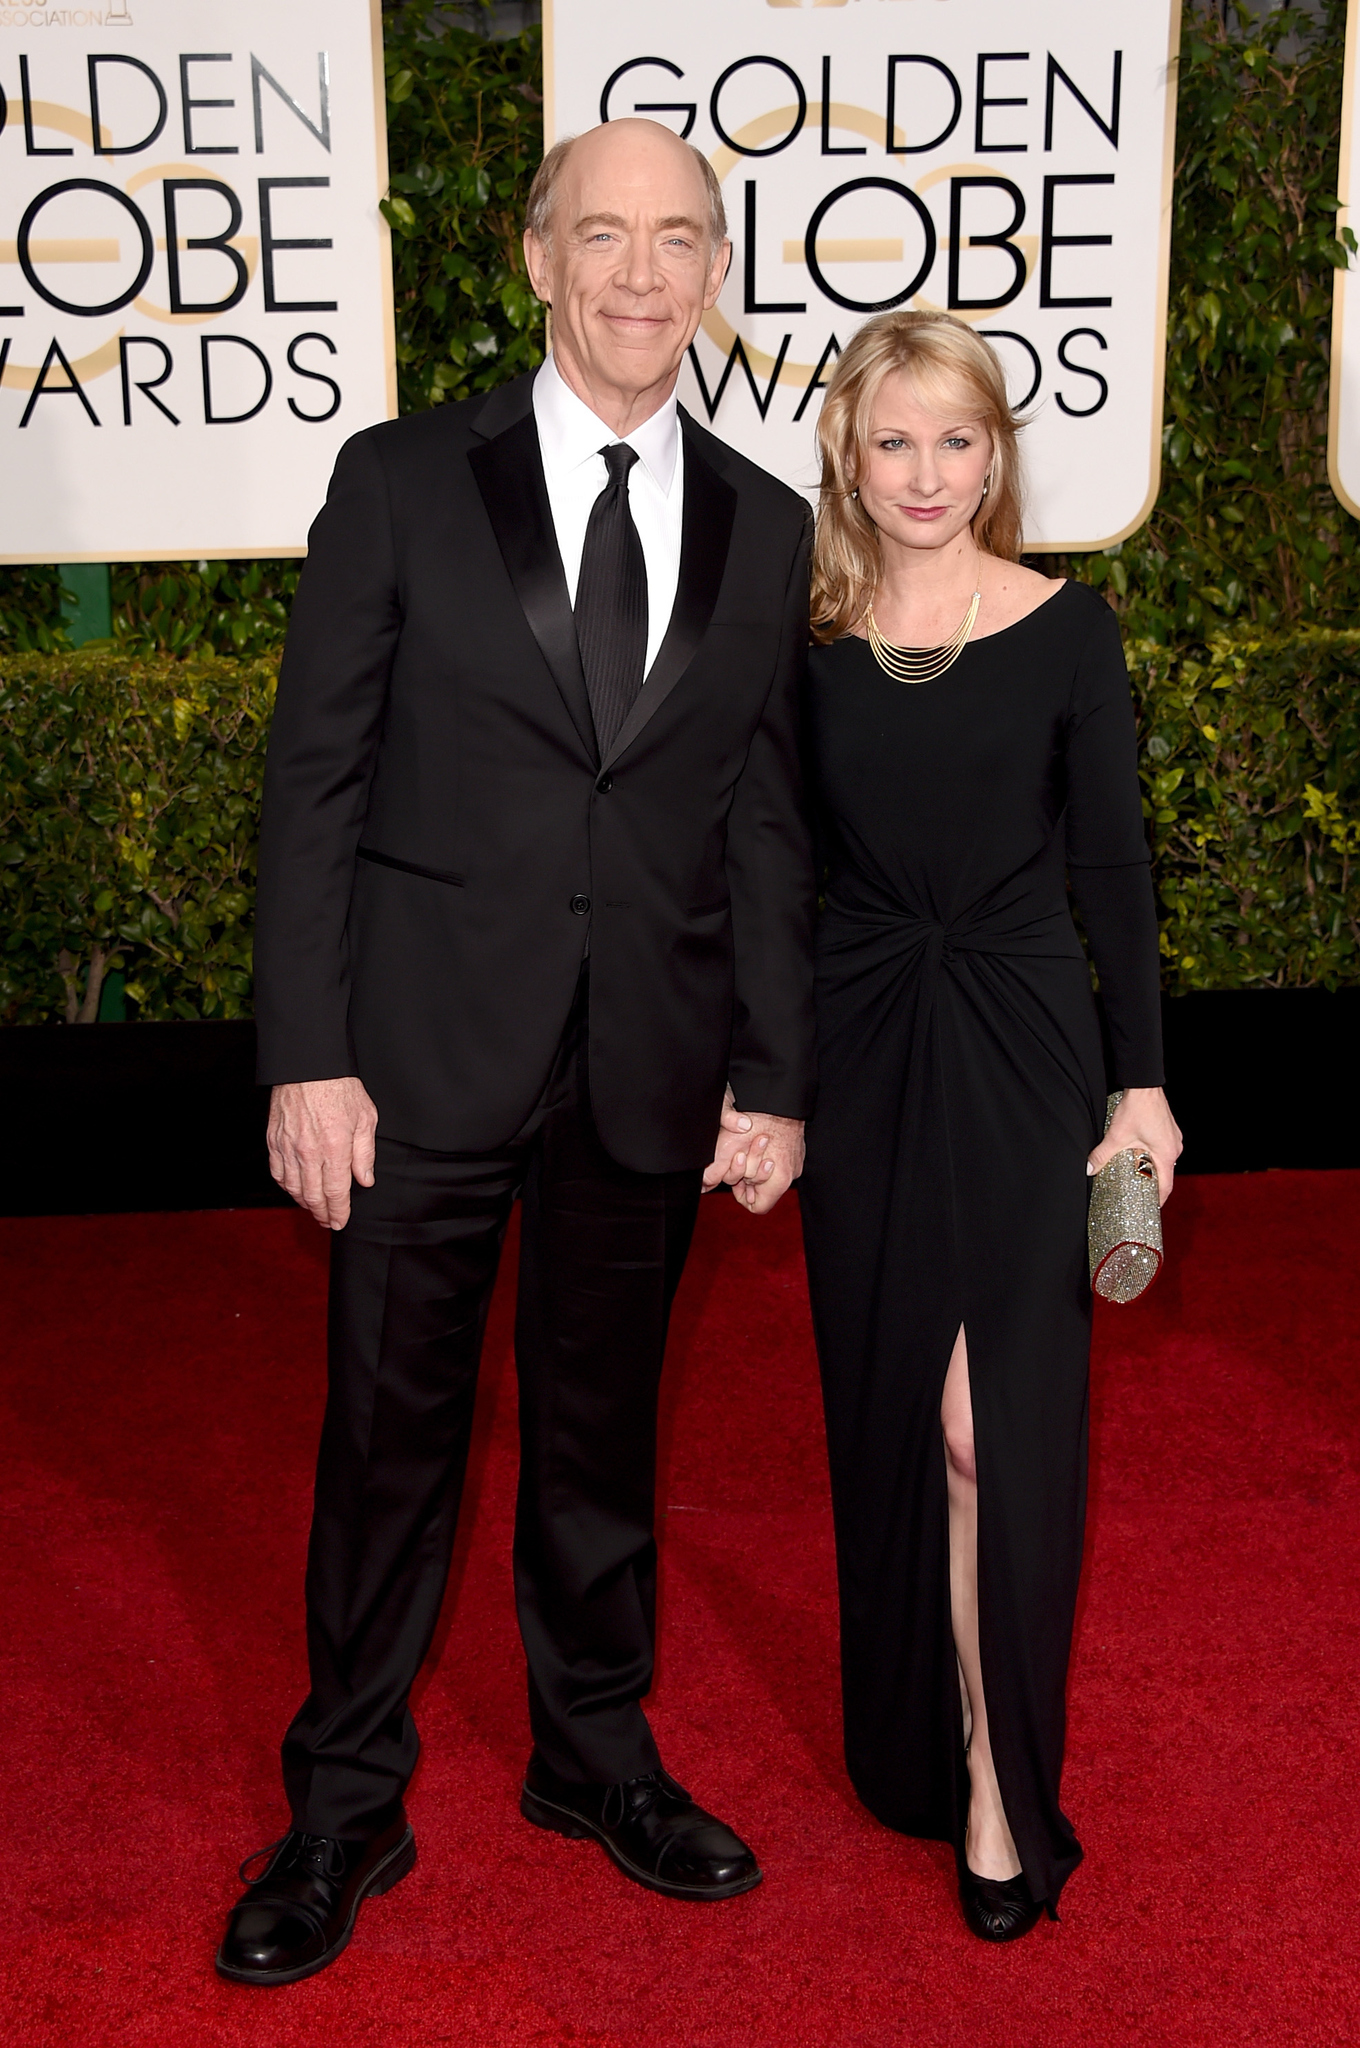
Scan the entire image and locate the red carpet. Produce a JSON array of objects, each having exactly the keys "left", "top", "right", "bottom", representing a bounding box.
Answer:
[{"left": 1, "top": 1172, "right": 1357, "bottom": 2046}]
